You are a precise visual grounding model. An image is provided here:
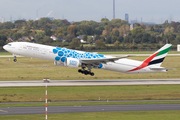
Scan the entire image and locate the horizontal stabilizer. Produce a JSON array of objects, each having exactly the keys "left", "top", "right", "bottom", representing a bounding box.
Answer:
[{"left": 149, "top": 67, "right": 175, "bottom": 71}]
